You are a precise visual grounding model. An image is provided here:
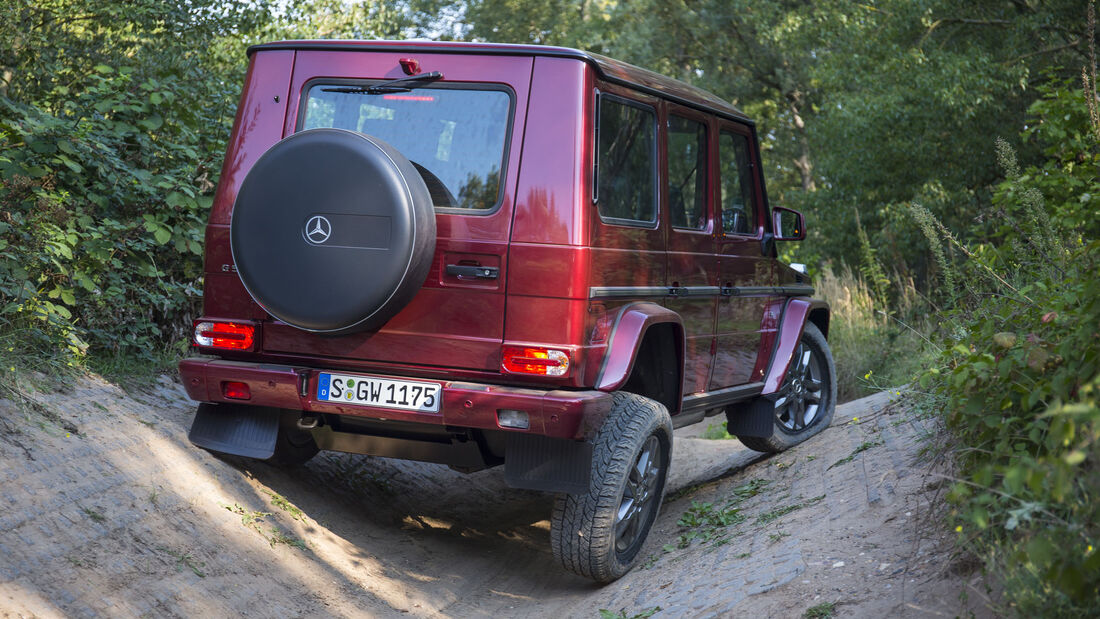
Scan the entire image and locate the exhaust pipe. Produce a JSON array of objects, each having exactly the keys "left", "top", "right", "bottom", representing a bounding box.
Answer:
[{"left": 297, "top": 413, "right": 321, "bottom": 430}]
